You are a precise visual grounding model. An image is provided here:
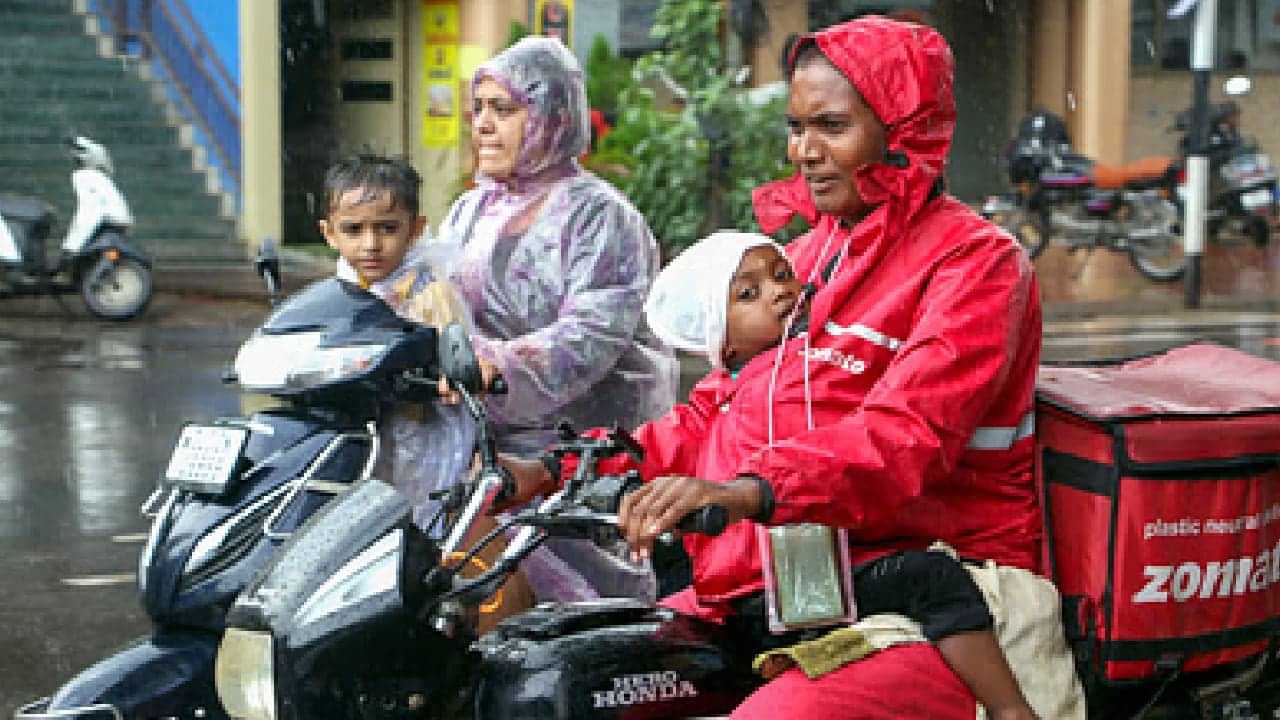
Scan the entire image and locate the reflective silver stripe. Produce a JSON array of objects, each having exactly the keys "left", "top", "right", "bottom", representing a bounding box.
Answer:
[
  {"left": 967, "top": 411, "right": 1035, "bottom": 450},
  {"left": 823, "top": 320, "right": 902, "bottom": 351}
]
